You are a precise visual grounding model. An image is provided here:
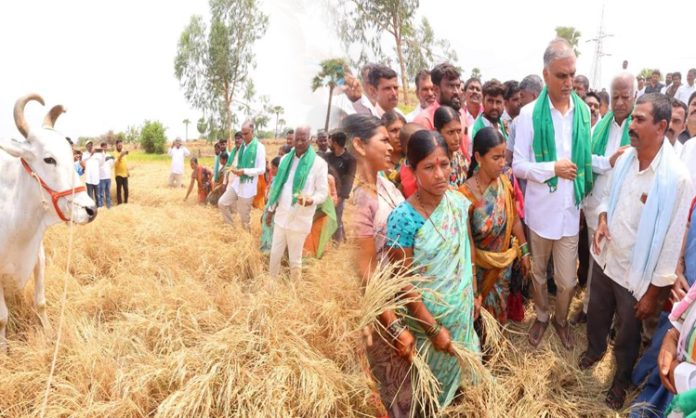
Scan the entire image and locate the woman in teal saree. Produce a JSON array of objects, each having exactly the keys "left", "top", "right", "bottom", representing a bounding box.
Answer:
[{"left": 386, "top": 129, "right": 481, "bottom": 409}]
